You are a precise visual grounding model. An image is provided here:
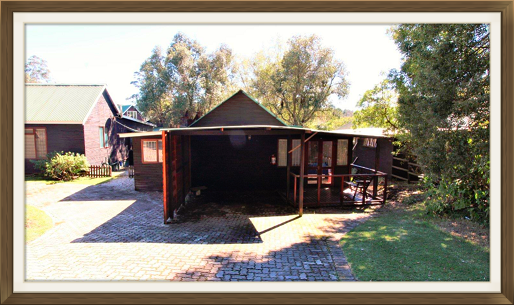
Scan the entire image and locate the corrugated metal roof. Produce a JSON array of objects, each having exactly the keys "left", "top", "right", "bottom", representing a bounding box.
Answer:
[
  {"left": 121, "top": 105, "right": 131, "bottom": 113},
  {"left": 25, "top": 84, "right": 106, "bottom": 123}
]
